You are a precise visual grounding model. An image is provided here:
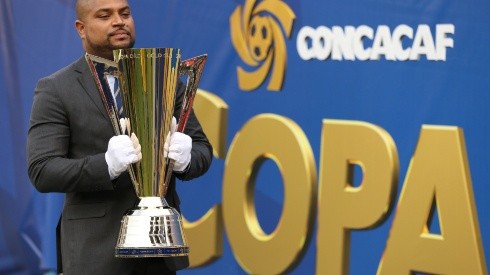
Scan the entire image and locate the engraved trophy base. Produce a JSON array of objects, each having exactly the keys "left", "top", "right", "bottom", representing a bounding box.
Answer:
[{"left": 115, "top": 197, "right": 189, "bottom": 258}]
